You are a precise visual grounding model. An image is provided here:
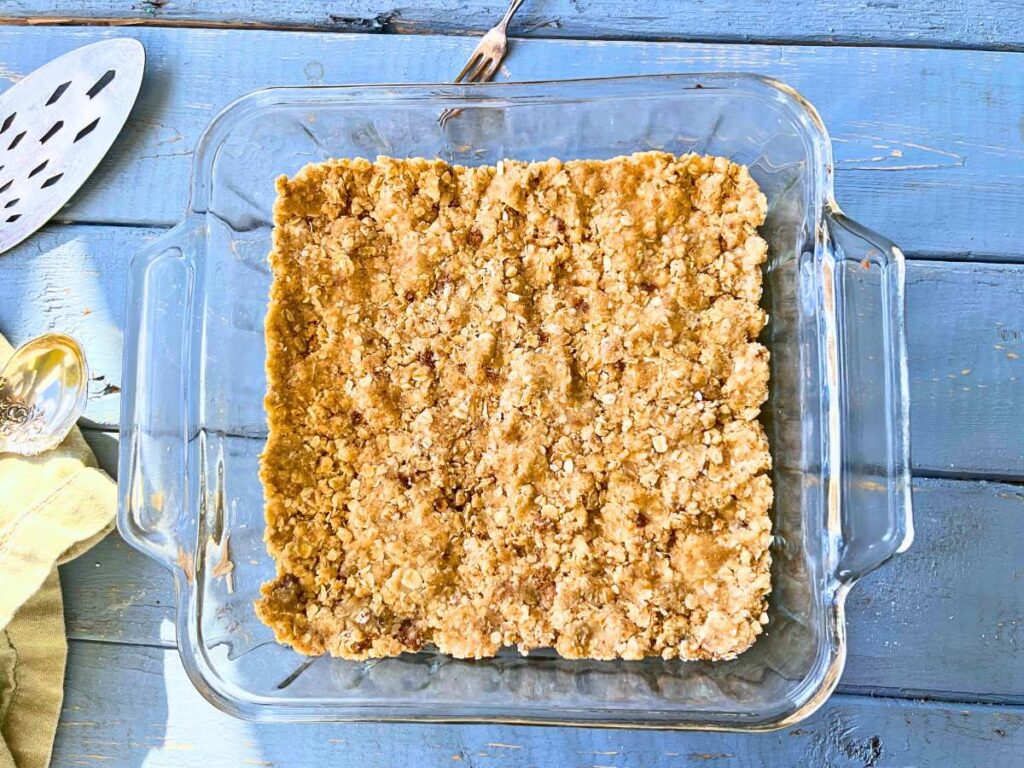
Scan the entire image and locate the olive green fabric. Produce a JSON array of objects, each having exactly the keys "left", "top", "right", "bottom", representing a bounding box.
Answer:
[
  {"left": 0, "top": 334, "right": 116, "bottom": 767},
  {"left": 0, "top": 572, "right": 66, "bottom": 768}
]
